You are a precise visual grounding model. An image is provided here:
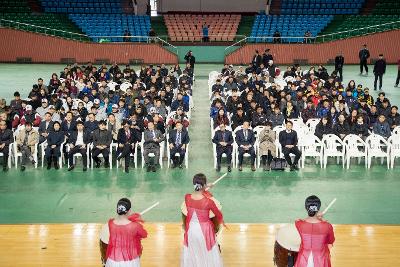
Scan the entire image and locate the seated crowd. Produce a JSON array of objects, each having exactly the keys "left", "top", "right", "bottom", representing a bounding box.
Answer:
[
  {"left": 0, "top": 62, "right": 195, "bottom": 173},
  {"left": 209, "top": 49, "right": 399, "bottom": 172}
]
